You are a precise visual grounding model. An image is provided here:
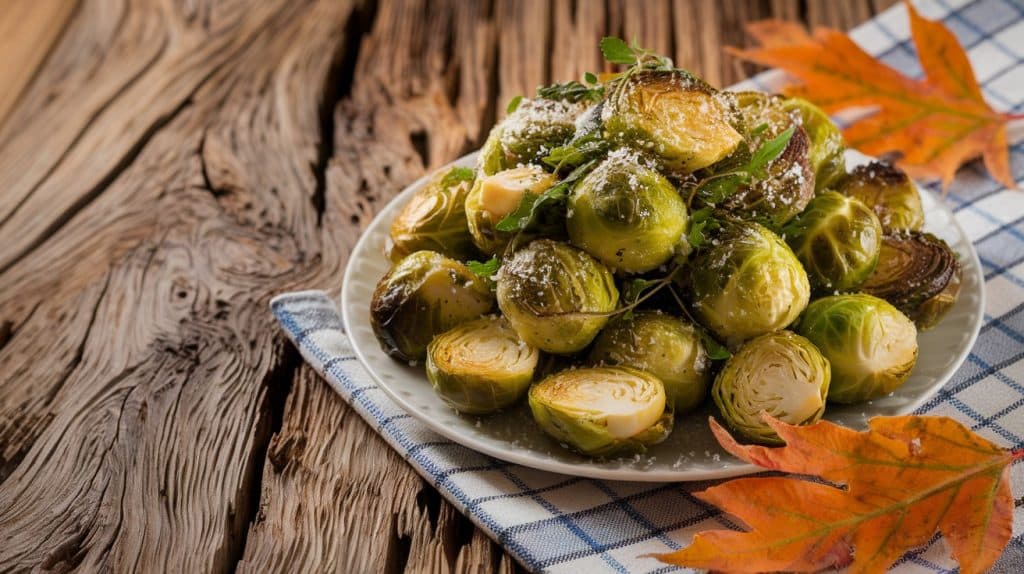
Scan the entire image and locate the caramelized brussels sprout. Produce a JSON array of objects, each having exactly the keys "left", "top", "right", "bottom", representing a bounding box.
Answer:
[
  {"left": 603, "top": 70, "right": 743, "bottom": 174},
  {"left": 795, "top": 294, "right": 918, "bottom": 404},
  {"left": 688, "top": 222, "right": 810, "bottom": 346},
  {"left": 371, "top": 251, "right": 495, "bottom": 361},
  {"left": 862, "top": 231, "right": 962, "bottom": 329},
  {"left": 388, "top": 166, "right": 477, "bottom": 262},
  {"left": 782, "top": 191, "right": 882, "bottom": 292},
  {"left": 426, "top": 316, "right": 539, "bottom": 414},
  {"left": 477, "top": 98, "right": 585, "bottom": 175},
  {"left": 721, "top": 125, "right": 816, "bottom": 229},
  {"left": 567, "top": 150, "right": 688, "bottom": 273},
  {"left": 528, "top": 366, "right": 672, "bottom": 457},
  {"left": 837, "top": 162, "right": 924, "bottom": 232},
  {"left": 589, "top": 312, "right": 709, "bottom": 413},
  {"left": 496, "top": 240, "right": 618, "bottom": 354},
  {"left": 712, "top": 331, "right": 830, "bottom": 444},
  {"left": 781, "top": 97, "right": 846, "bottom": 191},
  {"left": 465, "top": 166, "right": 557, "bottom": 255}
]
